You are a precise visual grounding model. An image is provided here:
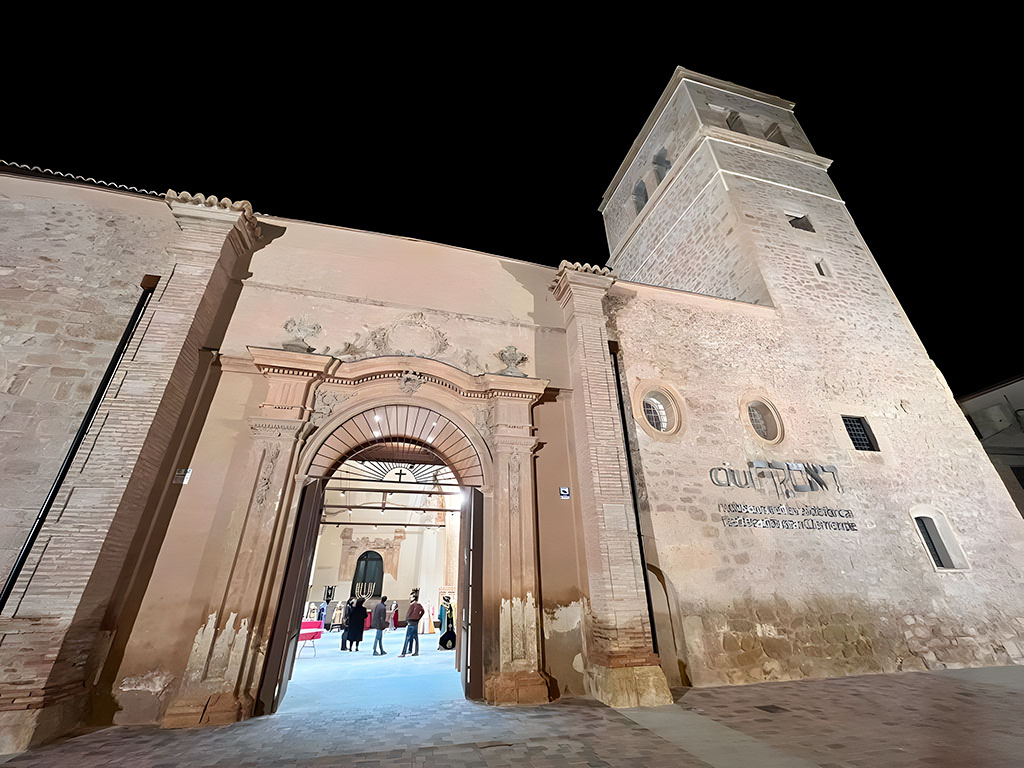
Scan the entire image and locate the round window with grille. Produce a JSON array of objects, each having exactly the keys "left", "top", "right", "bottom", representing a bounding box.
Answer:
[
  {"left": 633, "top": 385, "right": 683, "bottom": 438},
  {"left": 643, "top": 396, "right": 670, "bottom": 432},
  {"left": 746, "top": 399, "right": 782, "bottom": 443}
]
